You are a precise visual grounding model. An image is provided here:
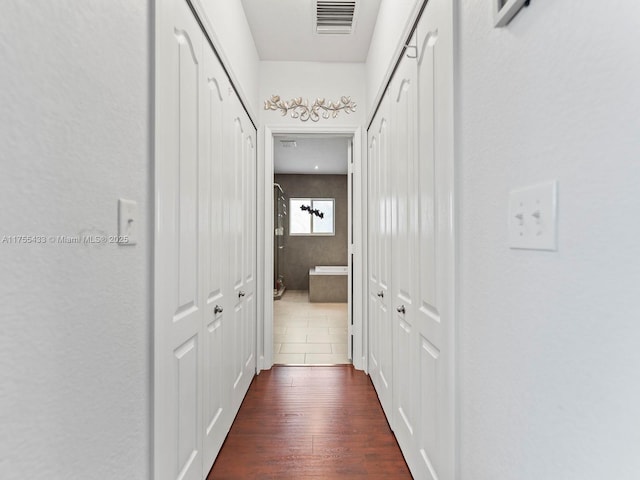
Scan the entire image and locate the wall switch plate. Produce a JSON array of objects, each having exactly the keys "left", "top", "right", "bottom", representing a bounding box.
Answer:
[
  {"left": 118, "top": 199, "right": 137, "bottom": 245},
  {"left": 508, "top": 180, "right": 558, "bottom": 251}
]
